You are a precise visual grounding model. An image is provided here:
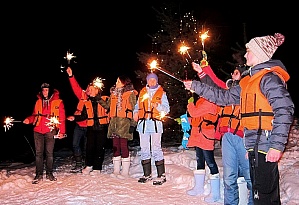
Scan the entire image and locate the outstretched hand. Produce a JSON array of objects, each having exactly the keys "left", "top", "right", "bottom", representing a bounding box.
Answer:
[{"left": 183, "top": 80, "right": 192, "bottom": 90}]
